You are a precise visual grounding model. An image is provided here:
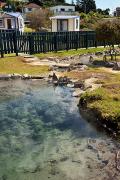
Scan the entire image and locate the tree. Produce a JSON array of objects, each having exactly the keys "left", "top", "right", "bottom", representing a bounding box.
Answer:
[
  {"left": 76, "top": 0, "right": 96, "bottom": 13},
  {"left": 97, "top": 8, "right": 110, "bottom": 16},
  {"left": 95, "top": 19, "right": 120, "bottom": 47},
  {"left": 26, "top": 9, "right": 52, "bottom": 31}
]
